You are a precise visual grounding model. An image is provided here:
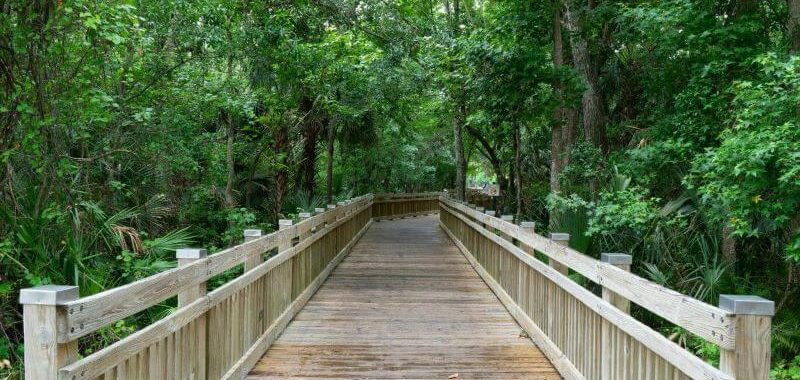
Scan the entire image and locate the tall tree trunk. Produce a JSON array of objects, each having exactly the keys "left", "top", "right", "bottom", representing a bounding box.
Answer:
[
  {"left": 551, "top": 2, "right": 579, "bottom": 229},
  {"left": 224, "top": 112, "right": 236, "bottom": 210},
  {"left": 722, "top": 224, "right": 737, "bottom": 267},
  {"left": 297, "top": 94, "right": 319, "bottom": 197},
  {"left": 513, "top": 124, "right": 522, "bottom": 220},
  {"left": 789, "top": 0, "right": 800, "bottom": 54},
  {"left": 273, "top": 121, "right": 289, "bottom": 221},
  {"left": 564, "top": 0, "right": 607, "bottom": 151},
  {"left": 453, "top": 104, "right": 467, "bottom": 200},
  {"left": 551, "top": 4, "right": 566, "bottom": 195},
  {"left": 326, "top": 119, "right": 336, "bottom": 204},
  {"left": 223, "top": 49, "right": 236, "bottom": 215}
]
